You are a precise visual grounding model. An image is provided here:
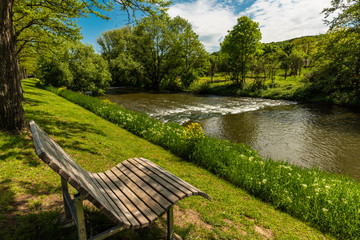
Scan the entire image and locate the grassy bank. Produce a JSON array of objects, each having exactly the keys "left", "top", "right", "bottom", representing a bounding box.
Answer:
[
  {"left": 189, "top": 73, "right": 360, "bottom": 106},
  {"left": 42, "top": 78, "right": 360, "bottom": 239},
  {"left": 0, "top": 78, "right": 332, "bottom": 239}
]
